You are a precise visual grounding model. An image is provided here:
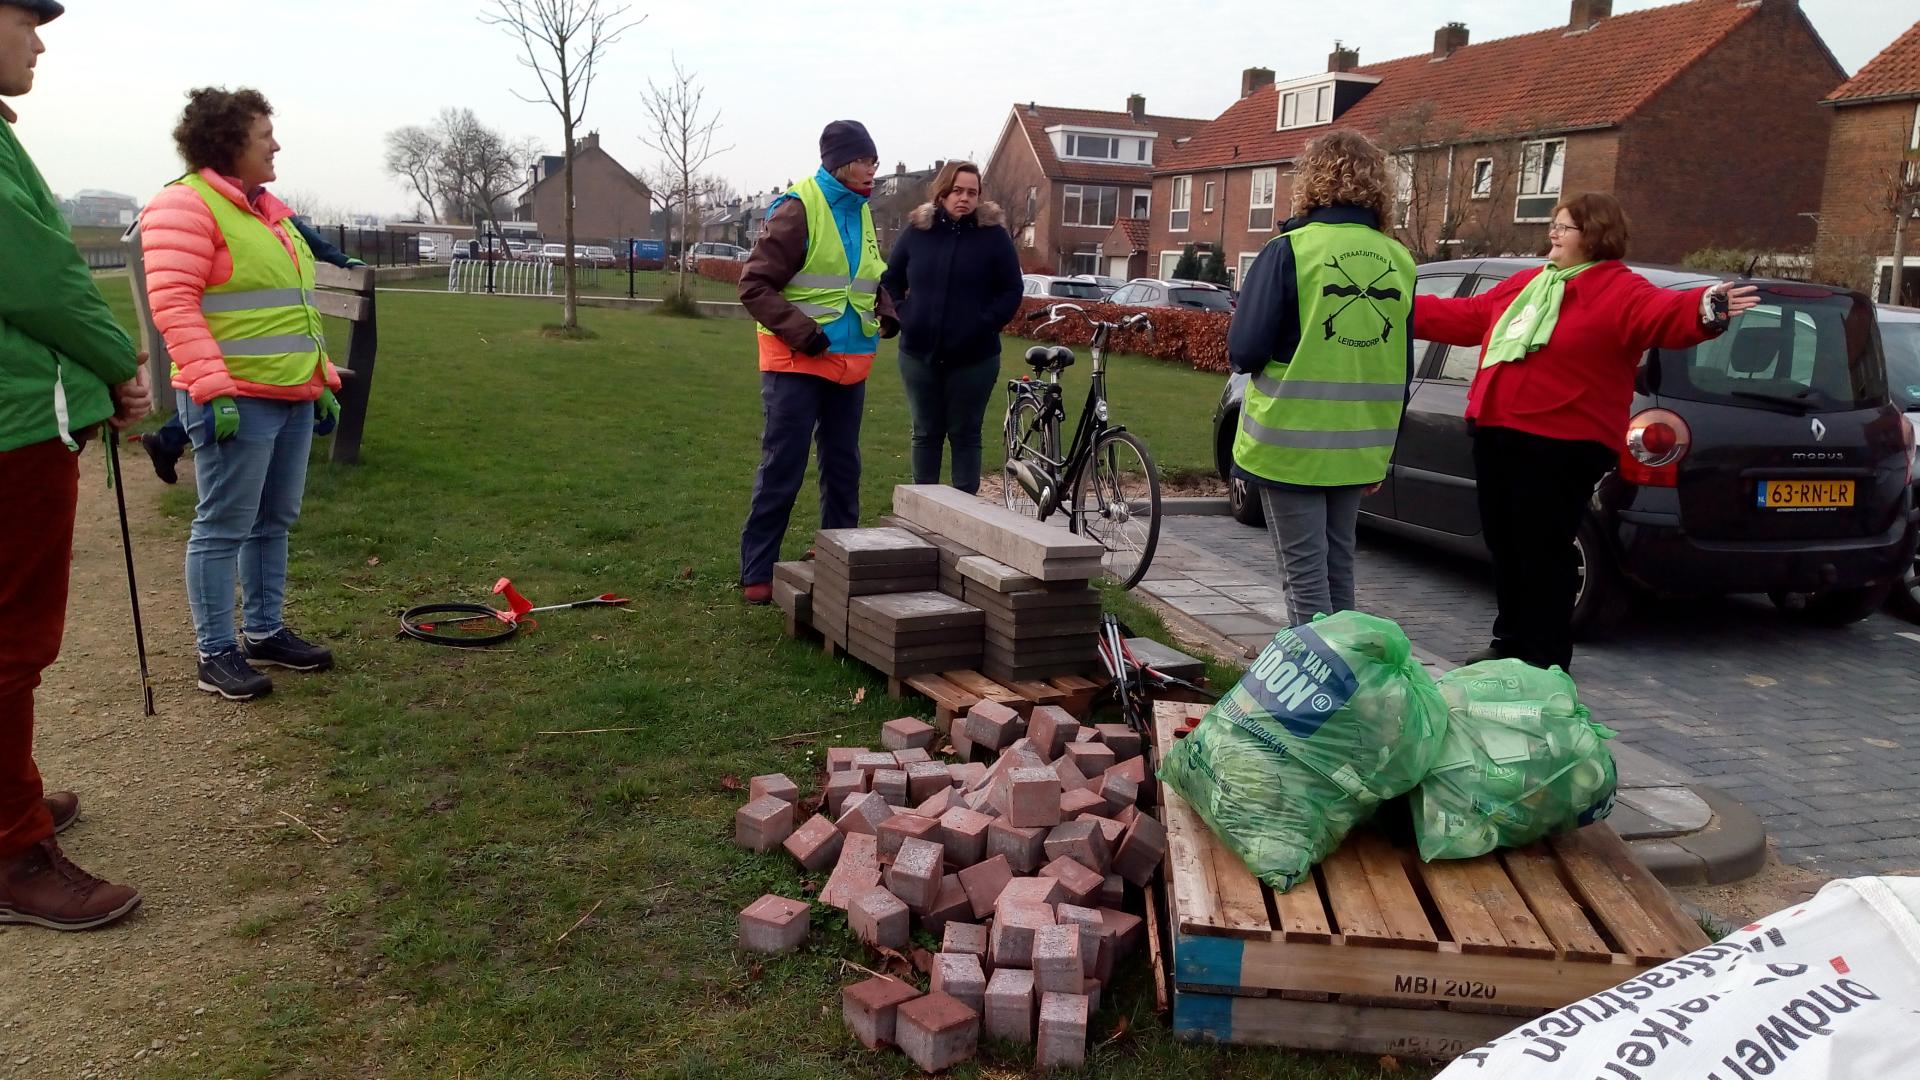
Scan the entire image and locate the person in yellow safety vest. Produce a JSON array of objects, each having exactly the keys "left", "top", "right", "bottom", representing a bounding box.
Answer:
[
  {"left": 737, "top": 120, "right": 899, "bottom": 604},
  {"left": 139, "top": 87, "right": 342, "bottom": 701},
  {"left": 1226, "top": 130, "right": 1416, "bottom": 628}
]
